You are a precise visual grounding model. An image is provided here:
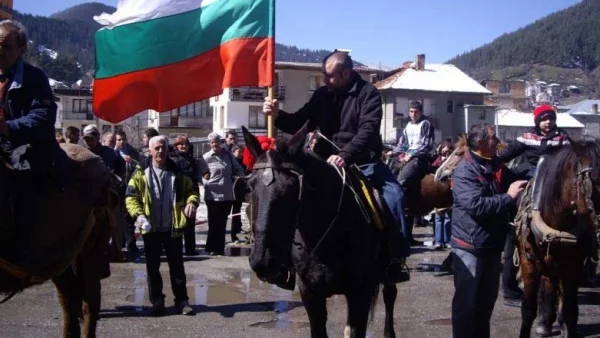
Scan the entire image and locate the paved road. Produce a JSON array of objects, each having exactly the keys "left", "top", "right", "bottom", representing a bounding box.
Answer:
[{"left": 0, "top": 207, "right": 599, "bottom": 337}]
